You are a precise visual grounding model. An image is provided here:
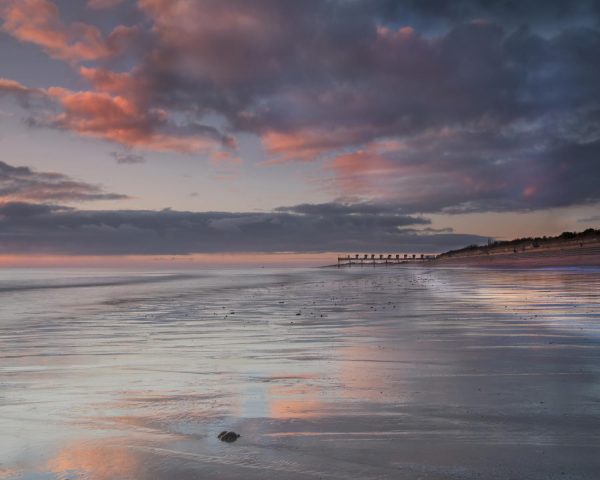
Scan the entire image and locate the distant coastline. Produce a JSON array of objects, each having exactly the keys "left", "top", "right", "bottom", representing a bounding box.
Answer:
[
  {"left": 430, "top": 228, "right": 600, "bottom": 268},
  {"left": 328, "top": 228, "right": 600, "bottom": 268}
]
